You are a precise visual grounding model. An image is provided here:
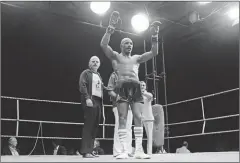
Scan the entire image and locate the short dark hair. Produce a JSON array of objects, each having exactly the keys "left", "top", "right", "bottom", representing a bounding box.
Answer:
[{"left": 183, "top": 141, "right": 188, "bottom": 147}]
